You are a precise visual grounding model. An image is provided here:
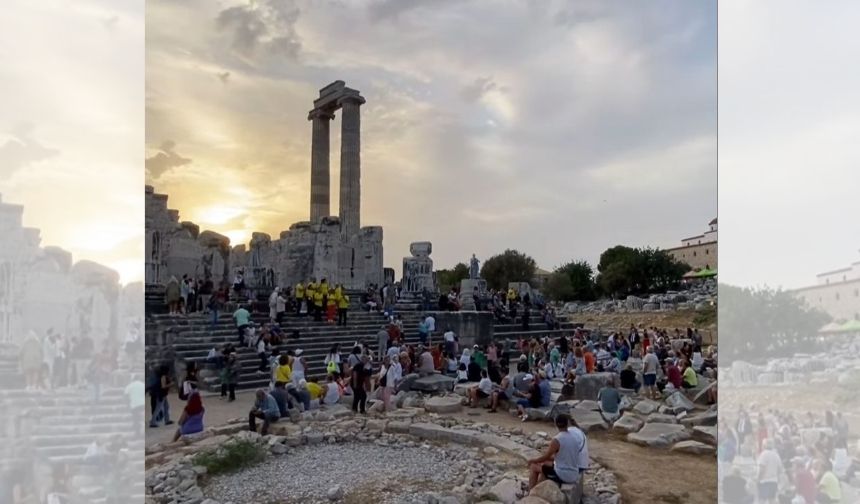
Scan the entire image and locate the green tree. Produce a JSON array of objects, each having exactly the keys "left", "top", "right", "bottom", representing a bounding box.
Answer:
[
  {"left": 719, "top": 284, "right": 831, "bottom": 363},
  {"left": 595, "top": 245, "right": 688, "bottom": 297},
  {"left": 435, "top": 263, "right": 469, "bottom": 293},
  {"left": 480, "top": 249, "right": 536, "bottom": 290},
  {"left": 548, "top": 260, "right": 596, "bottom": 301}
]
